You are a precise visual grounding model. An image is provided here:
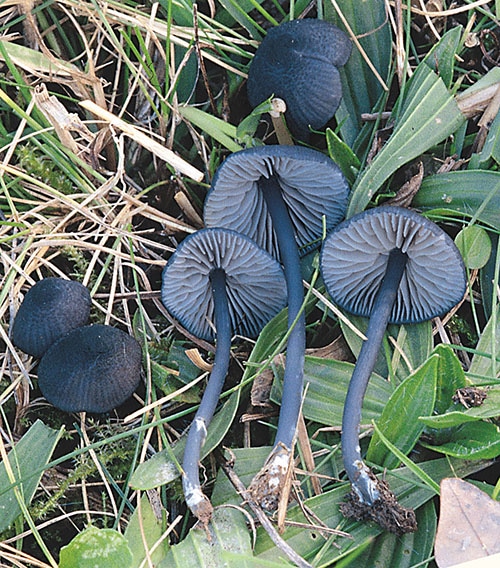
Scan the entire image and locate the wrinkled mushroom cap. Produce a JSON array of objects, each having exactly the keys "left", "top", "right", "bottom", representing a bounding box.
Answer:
[
  {"left": 247, "top": 18, "right": 352, "bottom": 138},
  {"left": 320, "top": 206, "right": 467, "bottom": 324},
  {"left": 38, "top": 324, "right": 142, "bottom": 413},
  {"left": 12, "top": 278, "right": 91, "bottom": 358},
  {"left": 204, "top": 145, "right": 349, "bottom": 259},
  {"left": 161, "top": 228, "right": 287, "bottom": 342}
]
